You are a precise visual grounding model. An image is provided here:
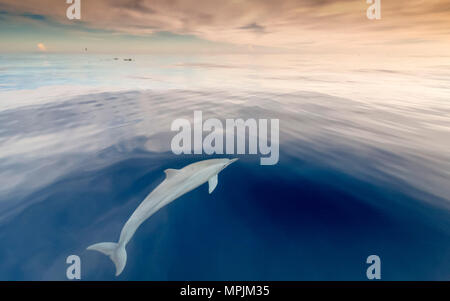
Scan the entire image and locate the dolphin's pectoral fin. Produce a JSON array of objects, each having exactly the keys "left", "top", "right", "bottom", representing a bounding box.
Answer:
[
  {"left": 164, "top": 168, "right": 179, "bottom": 179},
  {"left": 208, "top": 175, "right": 218, "bottom": 194}
]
